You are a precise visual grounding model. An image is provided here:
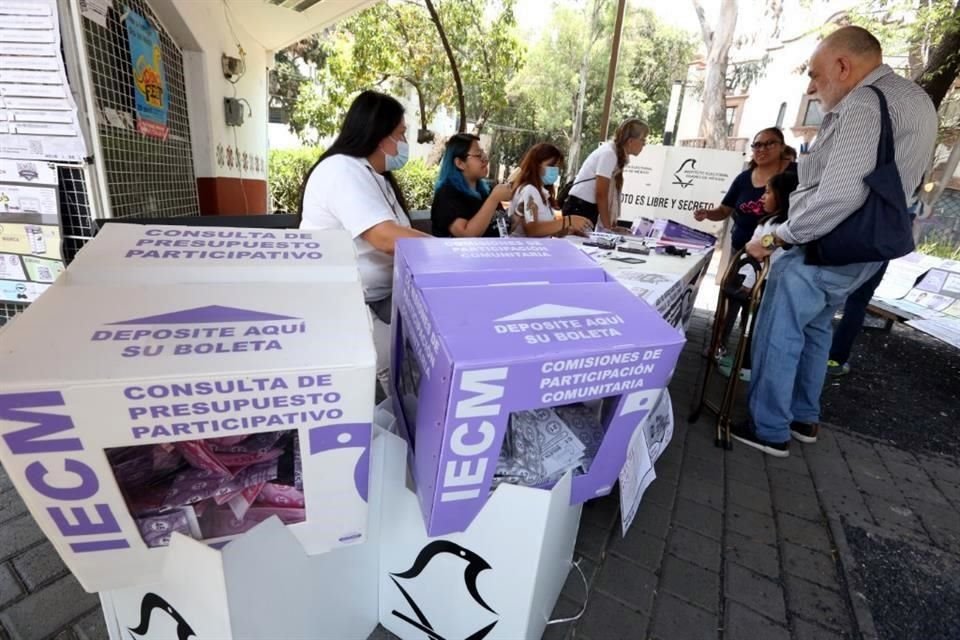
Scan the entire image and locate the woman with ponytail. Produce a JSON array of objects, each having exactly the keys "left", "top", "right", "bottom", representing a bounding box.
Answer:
[{"left": 562, "top": 118, "right": 649, "bottom": 231}]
